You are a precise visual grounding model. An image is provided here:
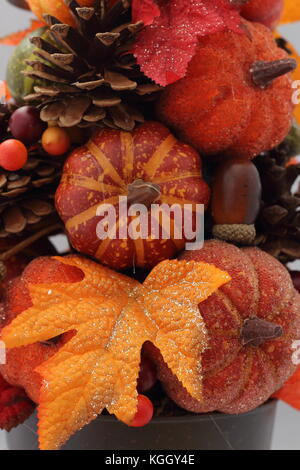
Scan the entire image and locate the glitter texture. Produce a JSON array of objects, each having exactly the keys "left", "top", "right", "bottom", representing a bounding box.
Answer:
[
  {"left": 0, "top": 255, "right": 230, "bottom": 450},
  {"left": 149, "top": 240, "right": 300, "bottom": 415},
  {"left": 133, "top": 0, "right": 243, "bottom": 86}
]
